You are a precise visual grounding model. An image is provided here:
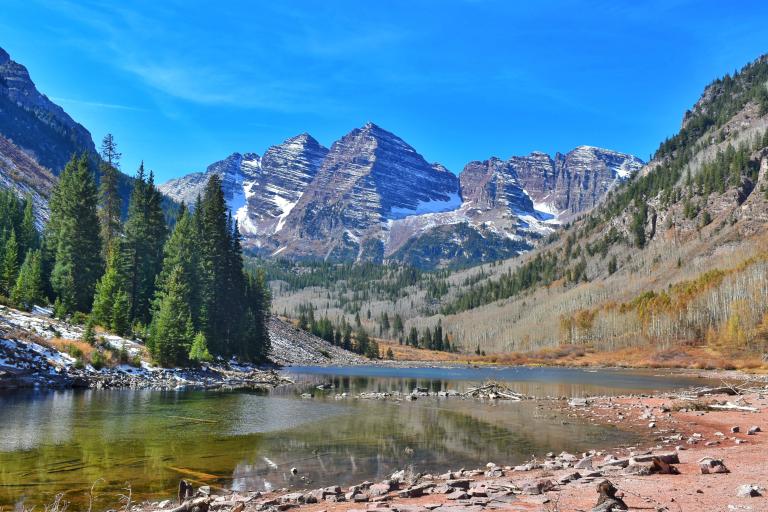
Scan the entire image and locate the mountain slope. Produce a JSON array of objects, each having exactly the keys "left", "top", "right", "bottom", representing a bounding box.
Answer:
[
  {"left": 0, "top": 46, "right": 144, "bottom": 218},
  {"left": 0, "top": 134, "right": 55, "bottom": 227},
  {"left": 274, "top": 122, "right": 460, "bottom": 261},
  {"left": 164, "top": 124, "right": 640, "bottom": 268},
  {"left": 432, "top": 54, "right": 768, "bottom": 356},
  {"left": 0, "top": 47, "right": 96, "bottom": 173}
]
